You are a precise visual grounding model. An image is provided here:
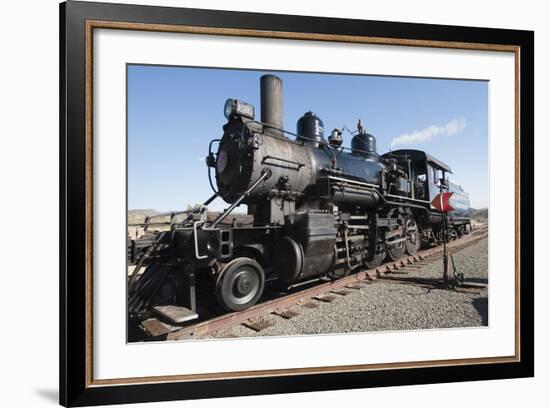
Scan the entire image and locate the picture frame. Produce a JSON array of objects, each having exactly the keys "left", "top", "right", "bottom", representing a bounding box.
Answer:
[{"left": 59, "top": 0, "right": 534, "bottom": 406}]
